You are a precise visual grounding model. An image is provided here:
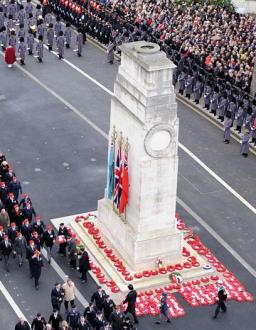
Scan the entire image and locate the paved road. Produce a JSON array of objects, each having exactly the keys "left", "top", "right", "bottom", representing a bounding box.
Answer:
[{"left": 0, "top": 35, "right": 255, "bottom": 330}]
